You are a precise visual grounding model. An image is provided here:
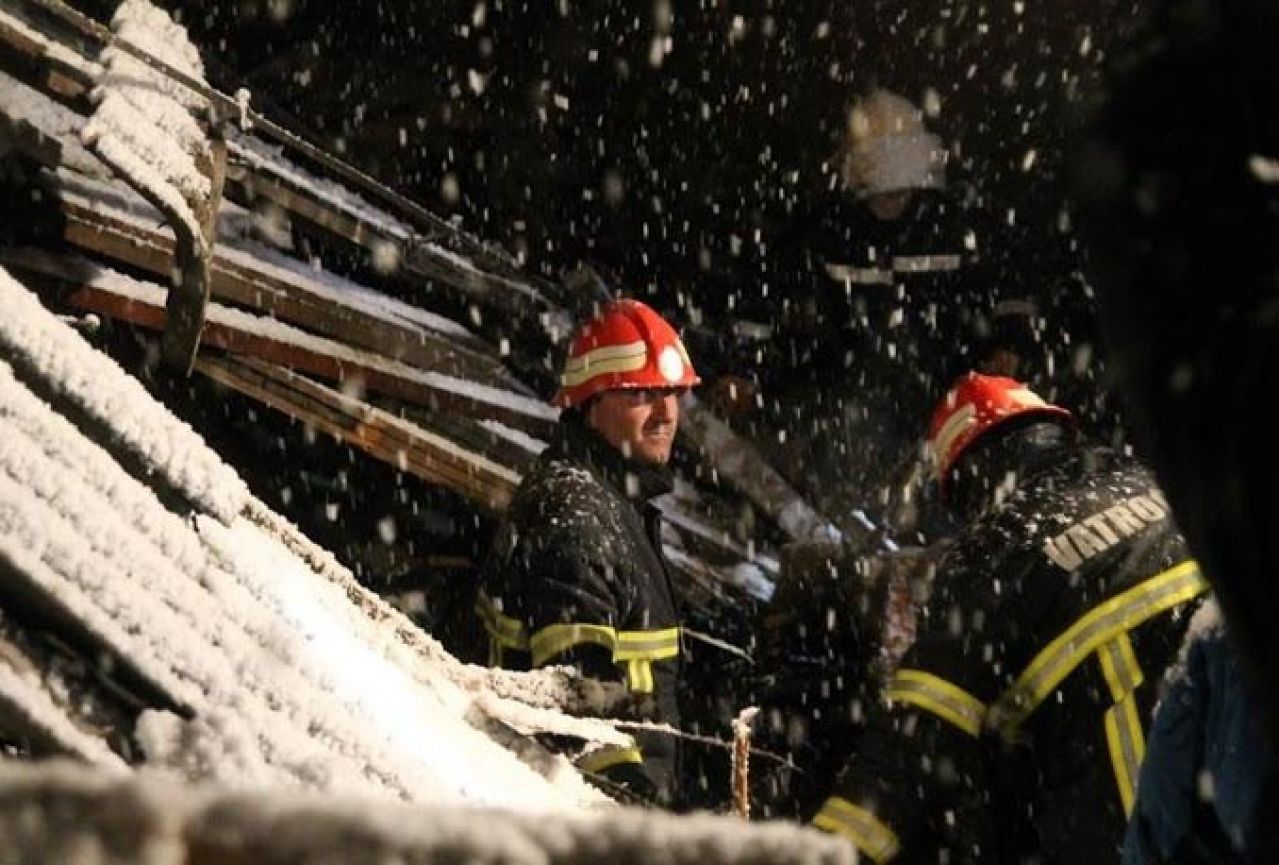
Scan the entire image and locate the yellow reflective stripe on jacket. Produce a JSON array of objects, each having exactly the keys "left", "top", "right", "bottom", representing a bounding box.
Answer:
[
  {"left": 1099, "top": 633, "right": 1146, "bottom": 814},
  {"left": 529, "top": 623, "right": 680, "bottom": 694},
  {"left": 530, "top": 622, "right": 619, "bottom": 666},
  {"left": 577, "top": 744, "right": 644, "bottom": 775},
  {"left": 812, "top": 796, "right": 901, "bottom": 864},
  {"left": 887, "top": 668, "right": 988, "bottom": 738},
  {"left": 476, "top": 594, "right": 530, "bottom": 665},
  {"left": 615, "top": 627, "right": 680, "bottom": 661},
  {"left": 988, "top": 560, "right": 1207, "bottom": 732}
]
